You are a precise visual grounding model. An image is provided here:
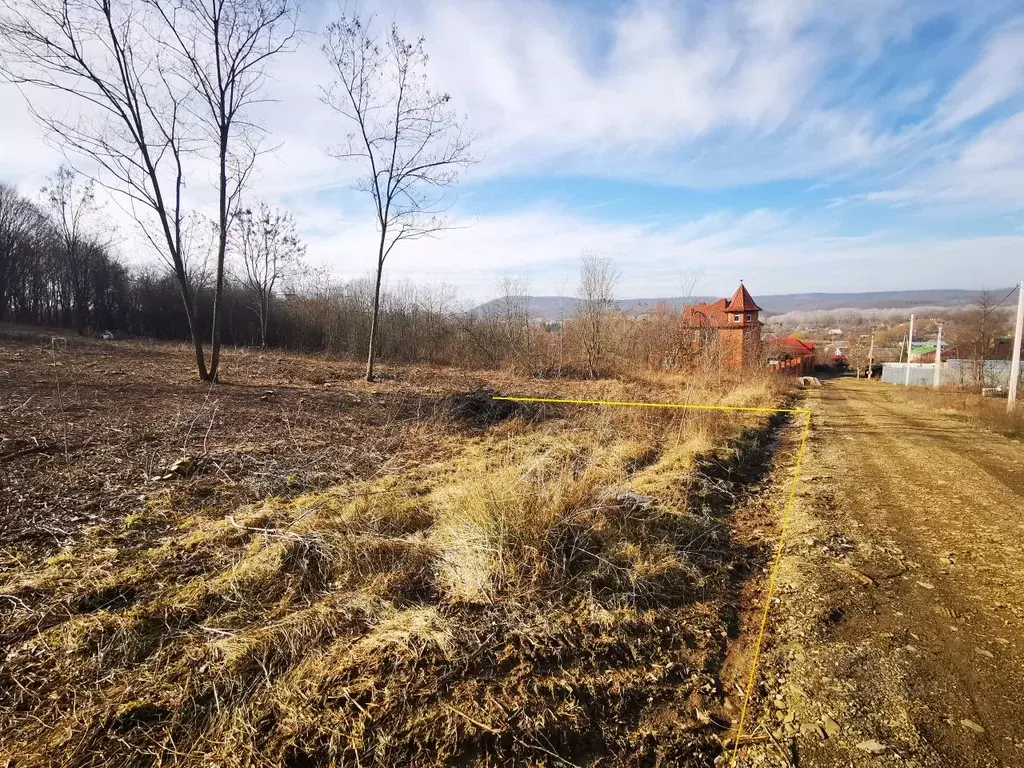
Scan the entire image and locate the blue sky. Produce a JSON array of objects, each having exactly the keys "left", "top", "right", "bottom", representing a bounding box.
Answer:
[{"left": 3, "top": 0, "right": 1024, "bottom": 301}]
